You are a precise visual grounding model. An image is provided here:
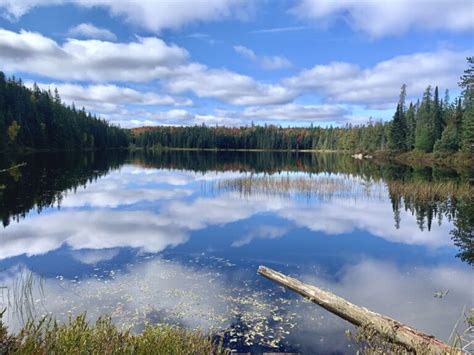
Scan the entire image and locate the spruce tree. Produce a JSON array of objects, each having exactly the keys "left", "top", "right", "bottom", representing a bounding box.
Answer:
[
  {"left": 405, "top": 103, "right": 416, "bottom": 149},
  {"left": 415, "top": 86, "right": 435, "bottom": 152},
  {"left": 388, "top": 104, "right": 407, "bottom": 151},
  {"left": 432, "top": 86, "right": 444, "bottom": 143},
  {"left": 459, "top": 57, "right": 474, "bottom": 153}
]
